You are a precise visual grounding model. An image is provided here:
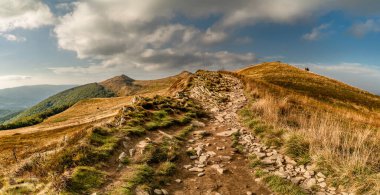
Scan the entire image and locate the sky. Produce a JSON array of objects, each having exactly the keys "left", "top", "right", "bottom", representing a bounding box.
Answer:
[{"left": 0, "top": 0, "right": 380, "bottom": 94}]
